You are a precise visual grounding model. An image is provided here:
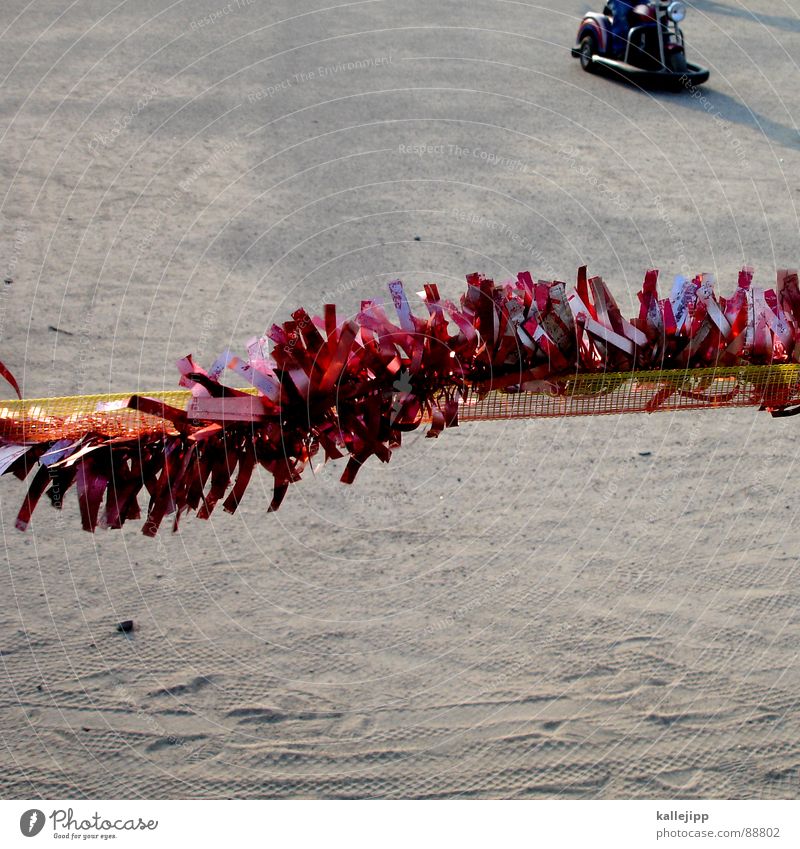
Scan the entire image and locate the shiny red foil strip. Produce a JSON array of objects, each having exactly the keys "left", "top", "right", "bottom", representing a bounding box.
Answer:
[{"left": 3, "top": 266, "right": 800, "bottom": 535}]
